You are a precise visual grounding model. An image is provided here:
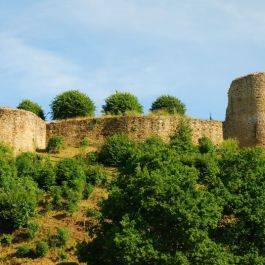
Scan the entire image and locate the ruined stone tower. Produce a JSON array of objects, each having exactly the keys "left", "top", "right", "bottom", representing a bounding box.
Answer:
[{"left": 225, "top": 72, "right": 265, "bottom": 147}]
